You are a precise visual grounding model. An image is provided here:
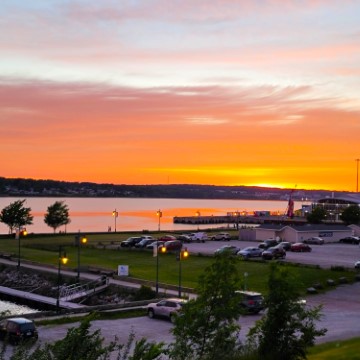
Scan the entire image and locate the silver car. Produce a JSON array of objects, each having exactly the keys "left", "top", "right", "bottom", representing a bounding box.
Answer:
[
  {"left": 237, "top": 247, "right": 263, "bottom": 259},
  {"left": 147, "top": 298, "right": 187, "bottom": 323}
]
